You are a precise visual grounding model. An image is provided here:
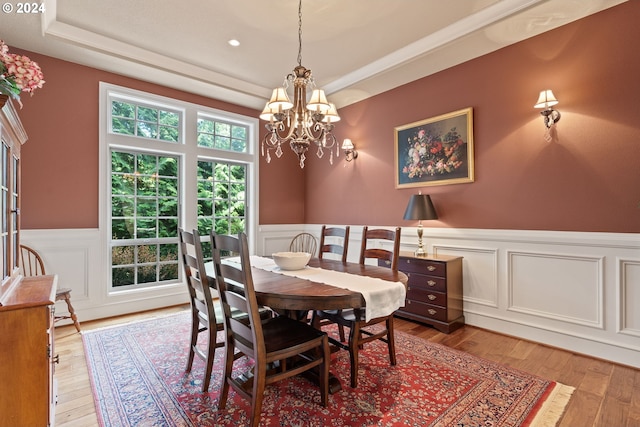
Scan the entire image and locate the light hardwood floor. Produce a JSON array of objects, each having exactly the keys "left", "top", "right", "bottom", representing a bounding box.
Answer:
[{"left": 54, "top": 305, "right": 640, "bottom": 427}]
